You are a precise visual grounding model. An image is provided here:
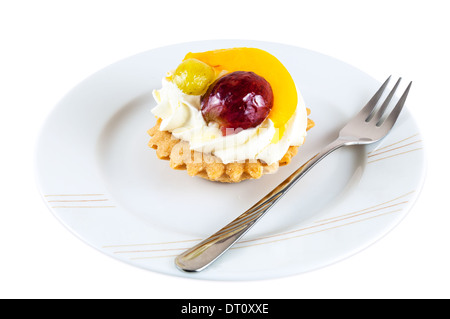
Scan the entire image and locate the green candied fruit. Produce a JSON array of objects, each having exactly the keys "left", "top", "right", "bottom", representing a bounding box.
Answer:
[{"left": 172, "top": 58, "right": 215, "bottom": 95}]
